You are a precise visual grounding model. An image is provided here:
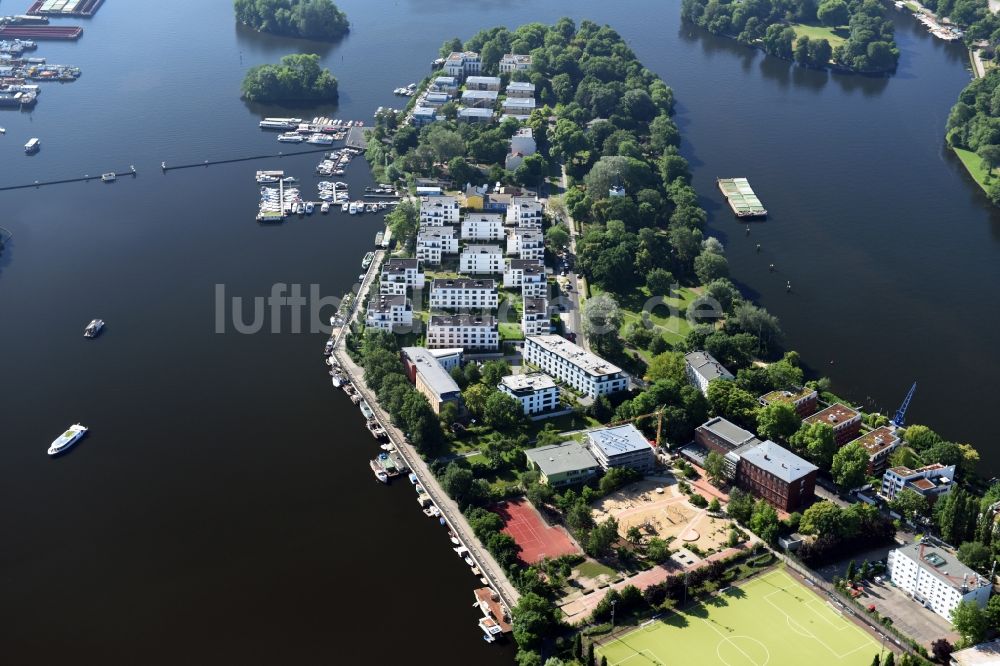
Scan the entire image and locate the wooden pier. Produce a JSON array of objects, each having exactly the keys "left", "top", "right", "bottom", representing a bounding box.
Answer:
[{"left": 717, "top": 177, "right": 767, "bottom": 219}]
